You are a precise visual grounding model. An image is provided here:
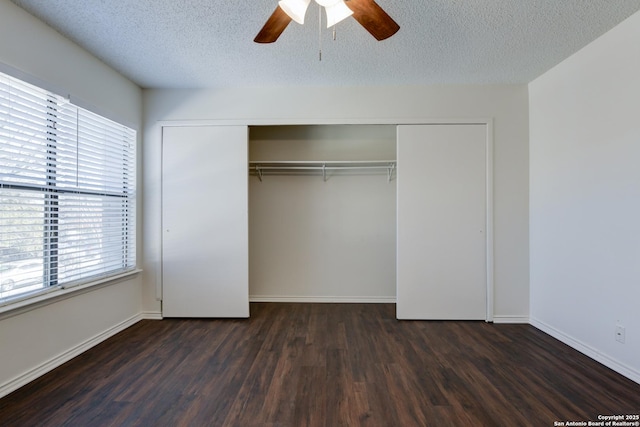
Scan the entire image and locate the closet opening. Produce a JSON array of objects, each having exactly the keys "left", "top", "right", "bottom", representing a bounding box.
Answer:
[{"left": 248, "top": 125, "right": 398, "bottom": 303}]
